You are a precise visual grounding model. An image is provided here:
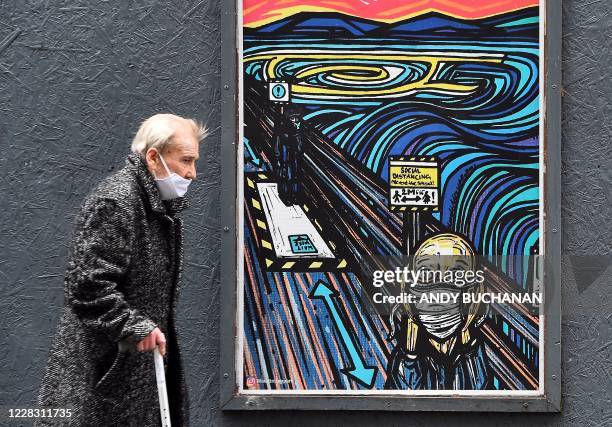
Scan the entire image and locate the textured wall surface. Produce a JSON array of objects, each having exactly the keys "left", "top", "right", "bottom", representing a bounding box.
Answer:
[{"left": 0, "top": 0, "right": 610, "bottom": 426}]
